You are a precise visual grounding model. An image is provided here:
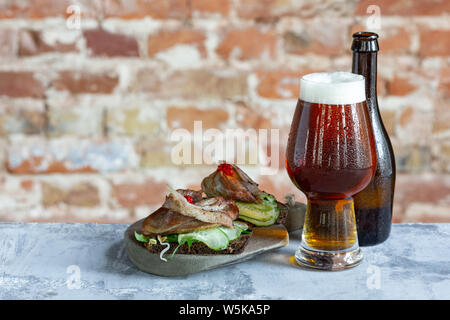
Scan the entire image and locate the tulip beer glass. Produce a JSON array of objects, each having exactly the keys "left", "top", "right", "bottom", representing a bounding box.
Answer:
[{"left": 286, "top": 72, "right": 376, "bottom": 270}]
